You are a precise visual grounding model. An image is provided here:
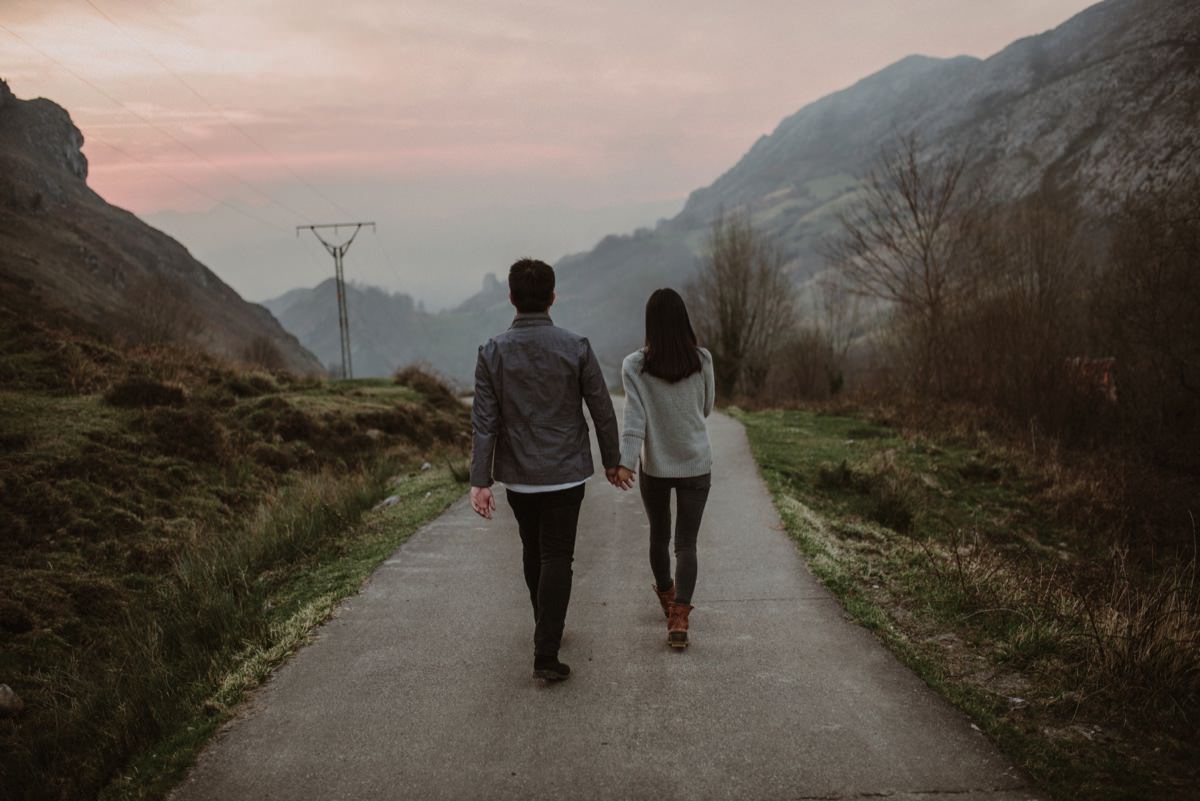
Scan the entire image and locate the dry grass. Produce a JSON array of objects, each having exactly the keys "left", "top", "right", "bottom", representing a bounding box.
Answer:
[
  {"left": 1086, "top": 552, "right": 1200, "bottom": 713},
  {"left": 737, "top": 407, "right": 1200, "bottom": 800},
  {"left": 394, "top": 363, "right": 461, "bottom": 409},
  {"left": 0, "top": 299, "right": 471, "bottom": 801}
]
